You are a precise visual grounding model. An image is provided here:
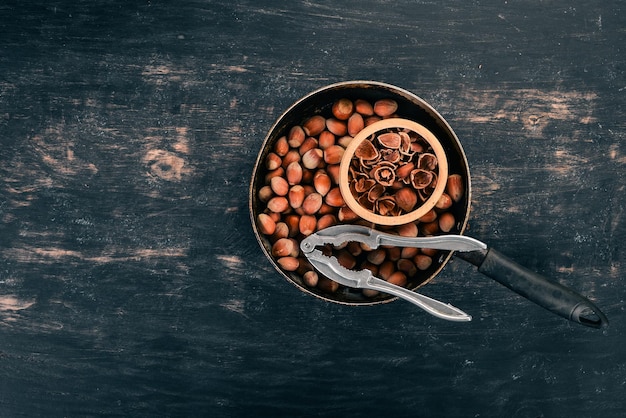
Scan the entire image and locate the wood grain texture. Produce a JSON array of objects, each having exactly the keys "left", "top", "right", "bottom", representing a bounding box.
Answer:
[{"left": 1, "top": 0, "right": 625, "bottom": 416}]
